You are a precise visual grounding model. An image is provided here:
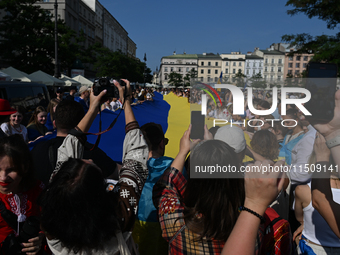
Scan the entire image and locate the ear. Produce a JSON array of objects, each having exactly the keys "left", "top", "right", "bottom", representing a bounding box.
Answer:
[{"left": 53, "top": 120, "right": 56, "bottom": 128}]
